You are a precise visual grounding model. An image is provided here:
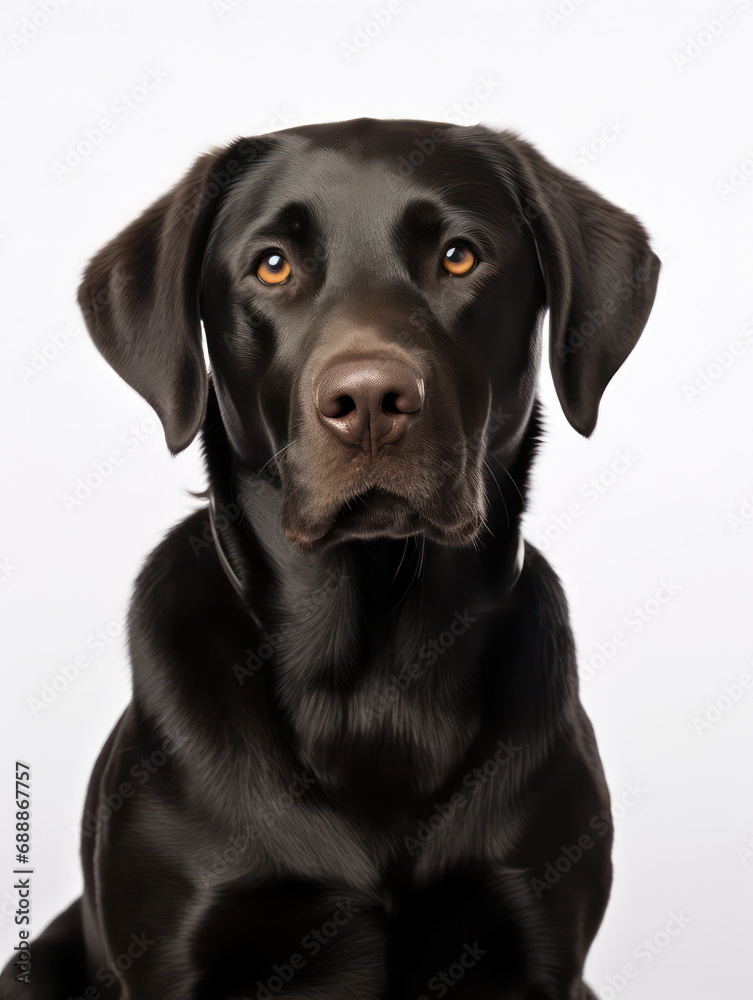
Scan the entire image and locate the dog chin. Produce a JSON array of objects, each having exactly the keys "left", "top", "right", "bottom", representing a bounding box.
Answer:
[{"left": 283, "top": 489, "right": 484, "bottom": 552}]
